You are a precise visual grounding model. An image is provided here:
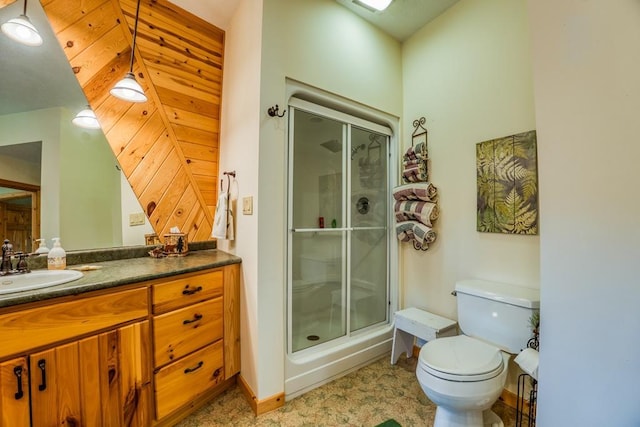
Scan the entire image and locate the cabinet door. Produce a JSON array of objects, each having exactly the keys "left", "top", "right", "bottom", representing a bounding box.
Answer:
[
  {"left": 29, "top": 321, "right": 151, "bottom": 427},
  {"left": 30, "top": 344, "right": 82, "bottom": 426},
  {"left": 0, "top": 357, "right": 30, "bottom": 427}
]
